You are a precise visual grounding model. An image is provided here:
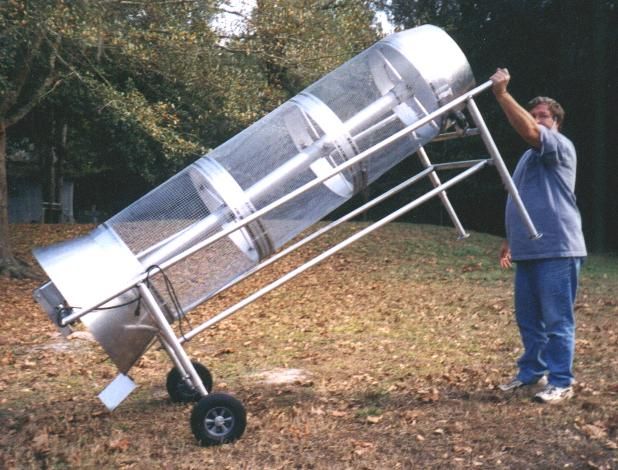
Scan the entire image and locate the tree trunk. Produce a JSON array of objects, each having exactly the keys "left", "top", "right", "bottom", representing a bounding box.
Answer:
[
  {"left": 0, "top": 120, "right": 13, "bottom": 263},
  {"left": 0, "top": 120, "right": 37, "bottom": 278},
  {"left": 43, "top": 117, "right": 69, "bottom": 223},
  {"left": 58, "top": 122, "right": 69, "bottom": 222},
  {"left": 43, "top": 112, "right": 59, "bottom": 223}
]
